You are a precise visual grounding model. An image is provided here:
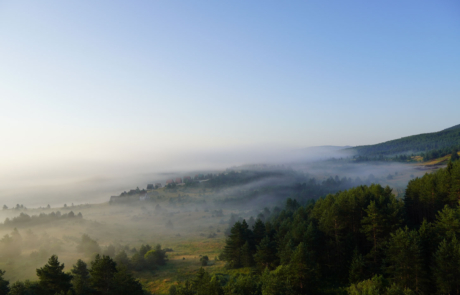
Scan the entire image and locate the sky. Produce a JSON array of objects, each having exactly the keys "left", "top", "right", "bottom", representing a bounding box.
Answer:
[{"left": 0, "top": 0, "right": 459, "bottom": 204}]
